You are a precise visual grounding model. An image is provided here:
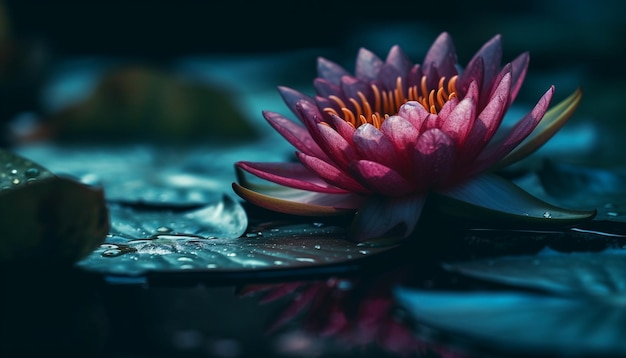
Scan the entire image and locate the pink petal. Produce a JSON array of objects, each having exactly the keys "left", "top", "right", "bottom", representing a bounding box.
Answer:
[
  {"left": 413, "top": 128, "right": 457, "bottom": 189},
  {"left": 353, "top": 123, "right": 400, "bottom": 170},
  {"left": 406, "top": 64, "right": 424, "bottom": 89},
  {"left": 436, "top": 96, "right": 459, "bottom": 119},
  {"left": 350, "top": 160, "right": 414, "bottom": 196},
  {"left": 232, "top": 183, "right": 362, "bottom": 216},
  {"left": 379, "top": 65, "right": 404, "bottom": 92},
  {"left": 236, "top": 161, "right": 347, "bottom": 193},
  {"left": 380, "top": 115, "right": 420, "bottom": 167},
  {"left": 464, "top": 79, "right": 480, "bottom": 104},
  {"left": 350, "top": 195, "right": 426, "bottom": 242},
  {"left": 385, "top": 45, "right": 412, "bottom": 74},
  {"left": 422, "top": 32, "right": 458, "bottom": 79},
  {"left": 262, "top": 111, "right": 329, "bottom": 161},
  {"left": 398, "top": 101, "right": 430, "bottom": 129},
  {"left": 460, "top": 72, "right": 511, "bottom": 163},
  {"left": 277, "top": 86, "right": 314, "bottom": 122},
  {"left": 457, "top": 56, "right": 484, "bottom": 98},
  {"left": 297, "top": 152, "right": 370, "bottom": 193},
  {"left": 313, "top": 78, "right": 341, "bottom": 98},
  {"left": 329, "top": 113, "right": 356, "bottom": 145},
  {"left": 484, "top": 63, "right": 512, "bottom": 110},
  {"left": 420, "top": 113, "right": 441, "bottom": 131},
  {"left": 465, "top": 35, "right": 502, "bottom": 92},
  {"left": 440, "top": 97, "right": 476, "bottom": 147},
  {"left": 316, "top": 122, "right": 360, "bottom": 168},
  {"left": 472, "top": 86, "right": 555, "bottom": 174},
  {"left": 355, "top": 47, "right": 384, "bottom": 81},
  {"left": 509, "top": 52, "right": 530, "bottom": 105},
  {"left": 296, "top": 99, "right": 332, "bottom": 146},
  {"left": 317, "top": 57, "right": 350, "bottom": 85},
  {"left": 340, "top": 76, "right": 372, "bottom": 104}
]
